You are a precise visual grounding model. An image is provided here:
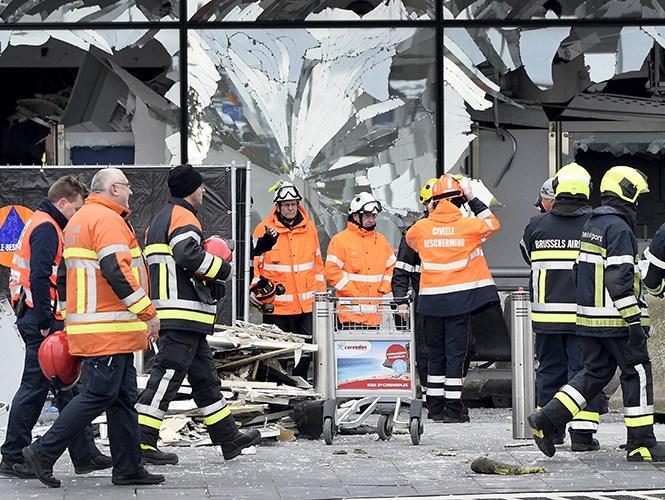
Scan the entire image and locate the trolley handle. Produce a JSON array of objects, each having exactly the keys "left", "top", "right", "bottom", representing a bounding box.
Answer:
[{"left": 315, "top": 290, "right": 413, "bottom": 304}]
